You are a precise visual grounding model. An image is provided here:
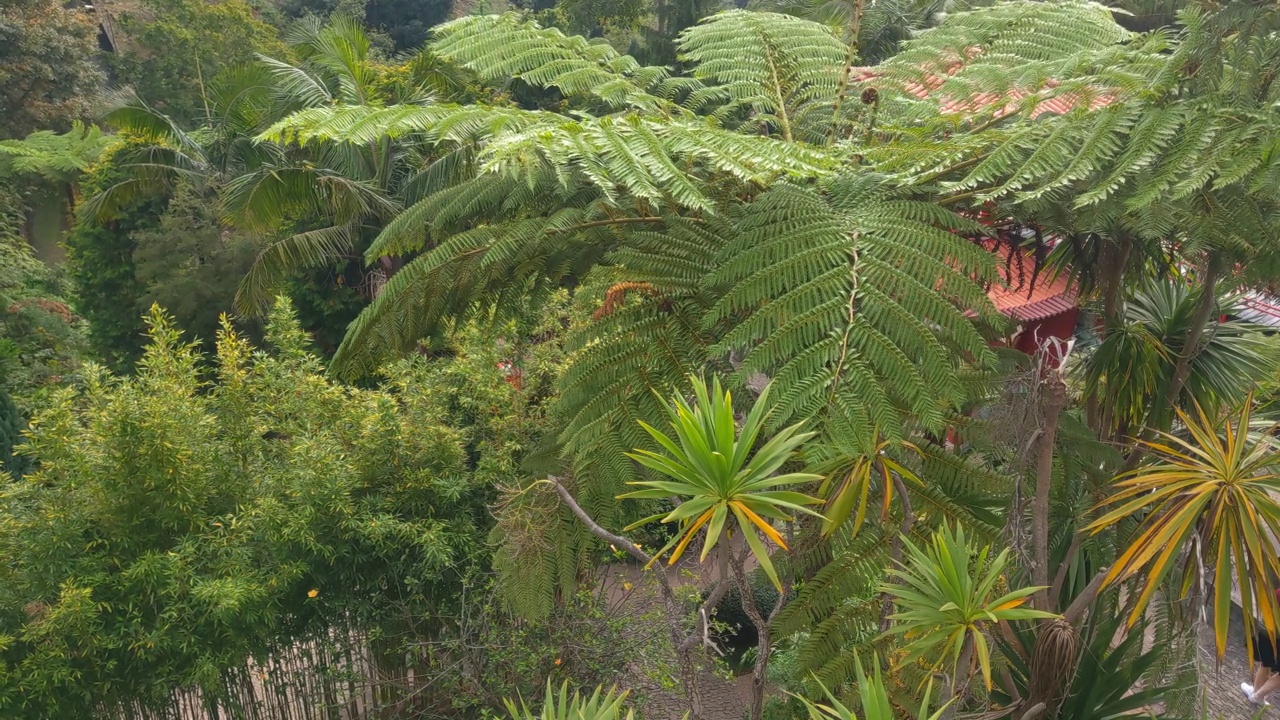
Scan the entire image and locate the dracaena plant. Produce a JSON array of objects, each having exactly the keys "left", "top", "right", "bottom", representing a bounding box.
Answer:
[
  {"left": 619, "top": 374, "right": 823, "bottom": 589},
  {"left": 1085, "top": 397, "right": 1280, "bottom": 658},
  {"left": 882, "top": 522, "right": 1056, "bottom": 691}
]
